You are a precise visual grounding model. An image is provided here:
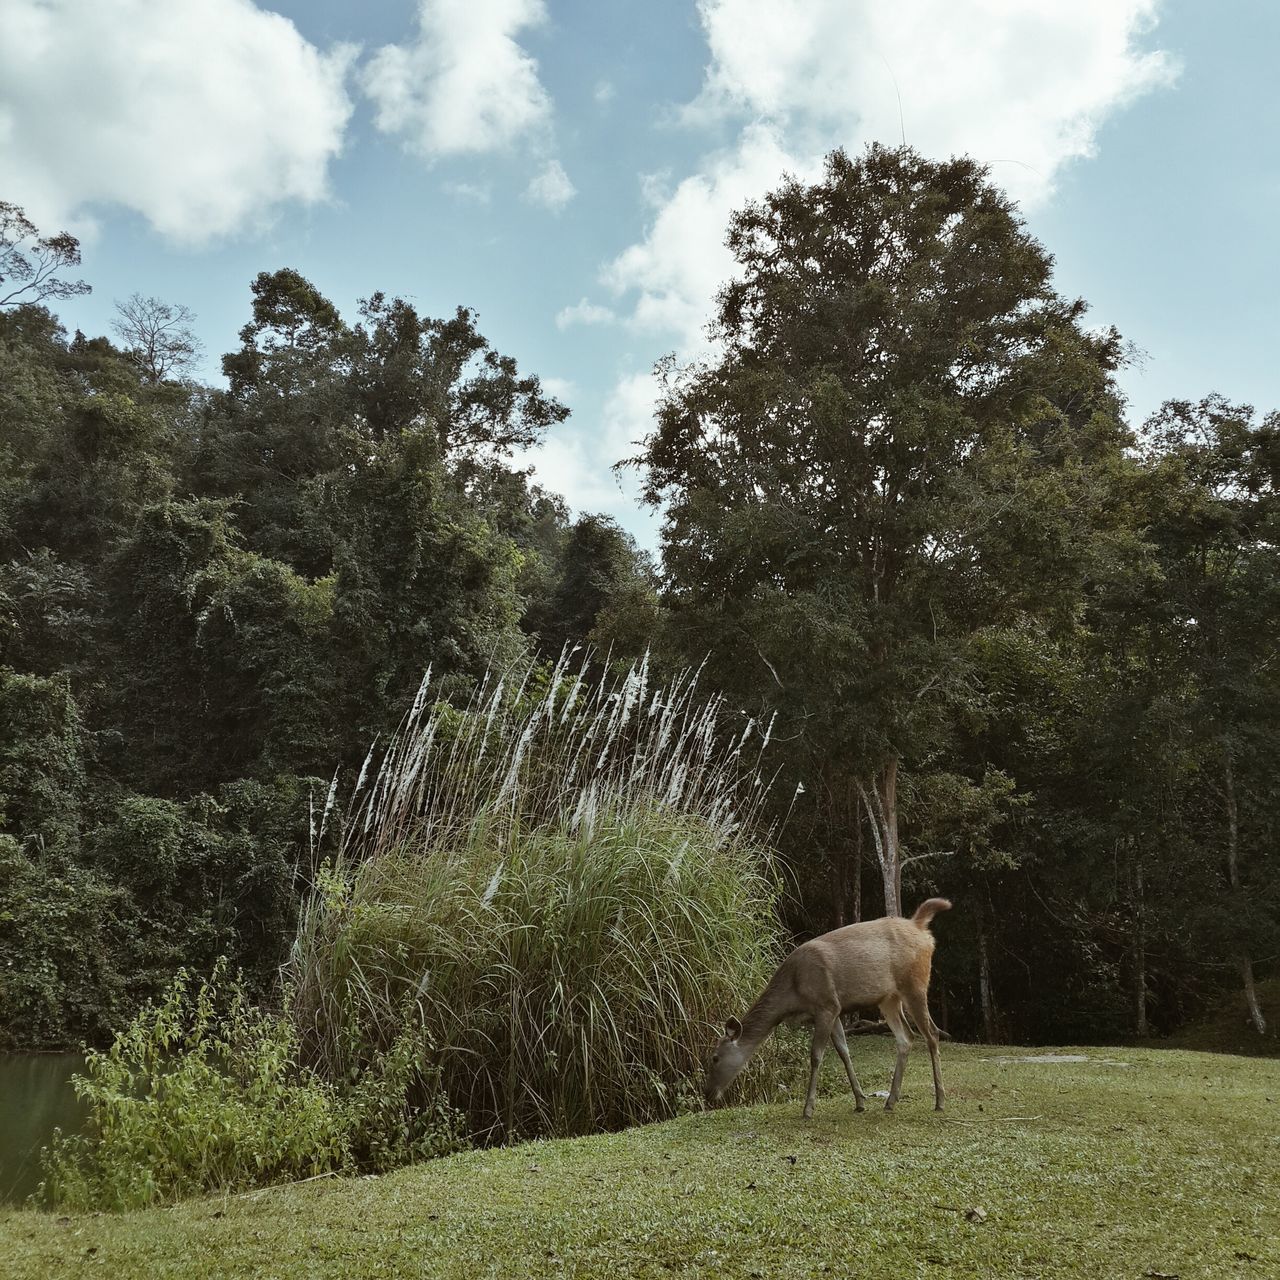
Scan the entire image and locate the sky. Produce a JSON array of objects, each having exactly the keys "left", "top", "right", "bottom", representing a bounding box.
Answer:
[{"left": 3, "top": 0, "right": 1278, "bottom": 549}]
